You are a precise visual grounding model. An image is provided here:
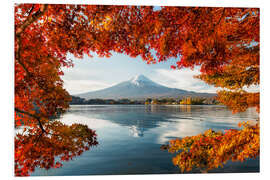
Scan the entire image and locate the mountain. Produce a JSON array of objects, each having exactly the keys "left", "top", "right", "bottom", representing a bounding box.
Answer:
[{"left": 76, "top": 74, "right": 215, "bottom": 100}]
